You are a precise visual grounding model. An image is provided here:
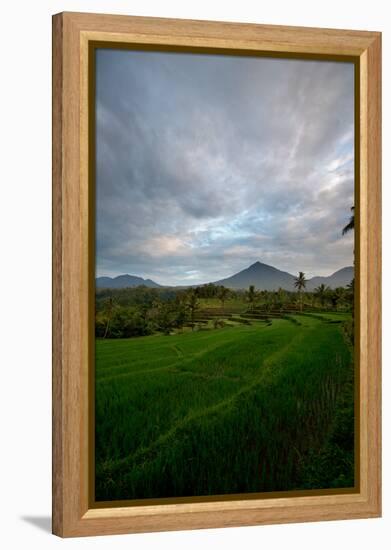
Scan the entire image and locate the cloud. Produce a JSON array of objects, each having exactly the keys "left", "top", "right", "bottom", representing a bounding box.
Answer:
[{"left": 95, "top": 49, "right": 354, "bottom": 284}]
